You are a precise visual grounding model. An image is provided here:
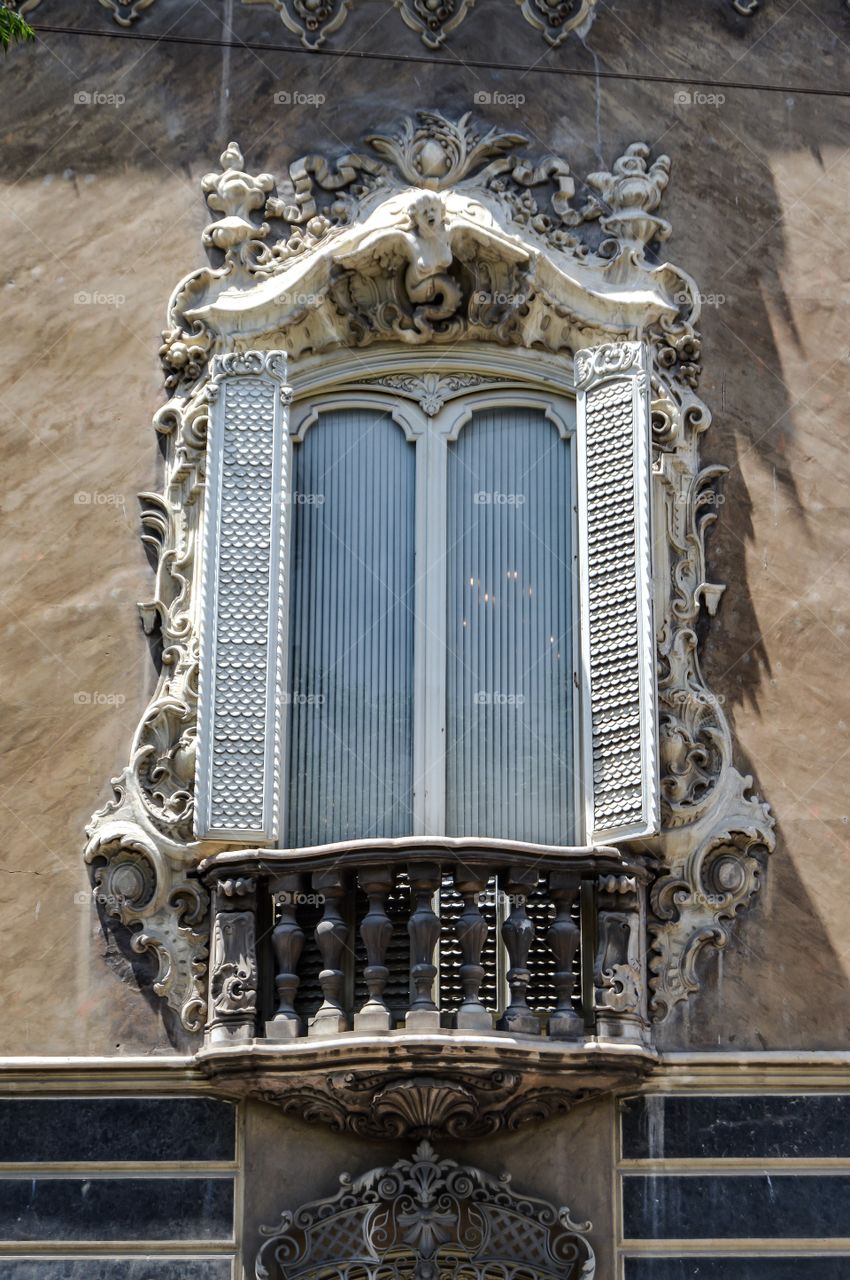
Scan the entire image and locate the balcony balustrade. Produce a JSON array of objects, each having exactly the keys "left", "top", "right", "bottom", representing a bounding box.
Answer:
[{"left": 193, "top": 838, "right": 656, "bottom": 1134}]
